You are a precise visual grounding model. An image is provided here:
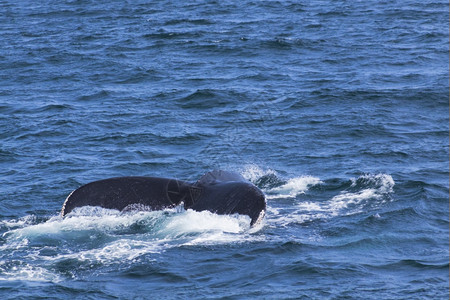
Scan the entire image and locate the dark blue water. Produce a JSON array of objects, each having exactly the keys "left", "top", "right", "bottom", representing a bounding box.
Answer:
[{"left": 0, "top": 0, "right": 448, "bottom": 298}]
